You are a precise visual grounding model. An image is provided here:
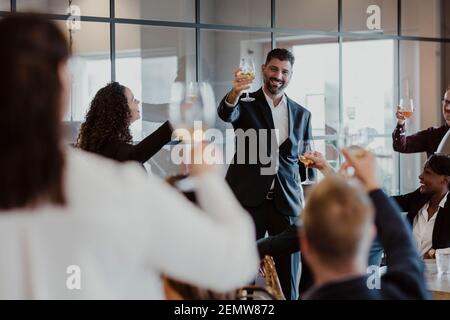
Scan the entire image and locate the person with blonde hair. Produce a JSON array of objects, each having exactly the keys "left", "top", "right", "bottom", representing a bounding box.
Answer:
[{"left": 300, "top": 149, "right": 428, "bottom": 299}]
